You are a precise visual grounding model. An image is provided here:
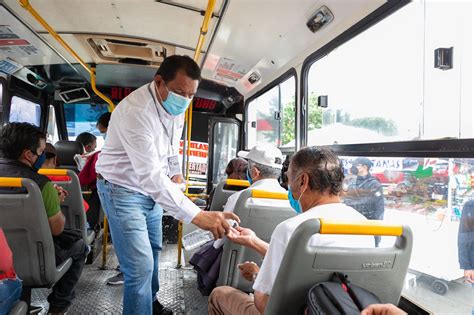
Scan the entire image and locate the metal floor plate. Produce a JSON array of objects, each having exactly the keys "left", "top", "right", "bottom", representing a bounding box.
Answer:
[{"left": 31, "top": 244, "right": 208, "bottom": 314}]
